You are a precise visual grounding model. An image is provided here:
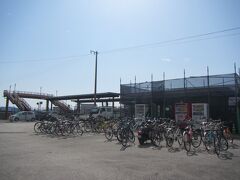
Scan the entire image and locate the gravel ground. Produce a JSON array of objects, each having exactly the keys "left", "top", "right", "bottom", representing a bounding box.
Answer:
[{"left": 0, "top": 121, "right": 240, "bottom": 180}]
